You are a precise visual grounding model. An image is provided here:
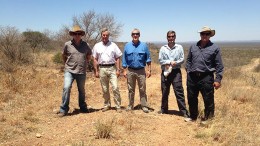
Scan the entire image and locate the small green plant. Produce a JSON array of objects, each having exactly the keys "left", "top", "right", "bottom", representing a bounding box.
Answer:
[
  {"left": 94, "top": 118, "right": 115, "bottom": 139},
  {"left": 52, "top": 52, "right": 63, "bottom": 64}
]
